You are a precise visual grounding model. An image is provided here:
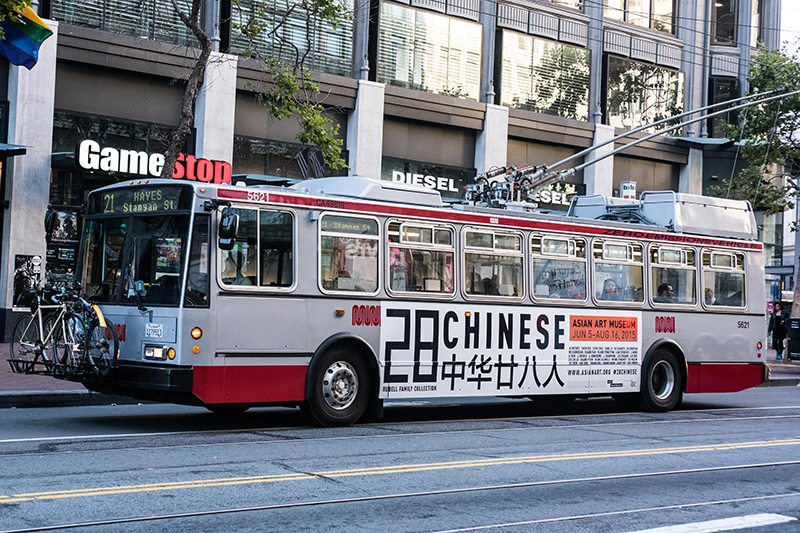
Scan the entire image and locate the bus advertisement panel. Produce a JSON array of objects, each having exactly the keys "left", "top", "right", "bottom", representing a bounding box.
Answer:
[{"left": 380, "top": 303, "right": 642, "bottom": 398}]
